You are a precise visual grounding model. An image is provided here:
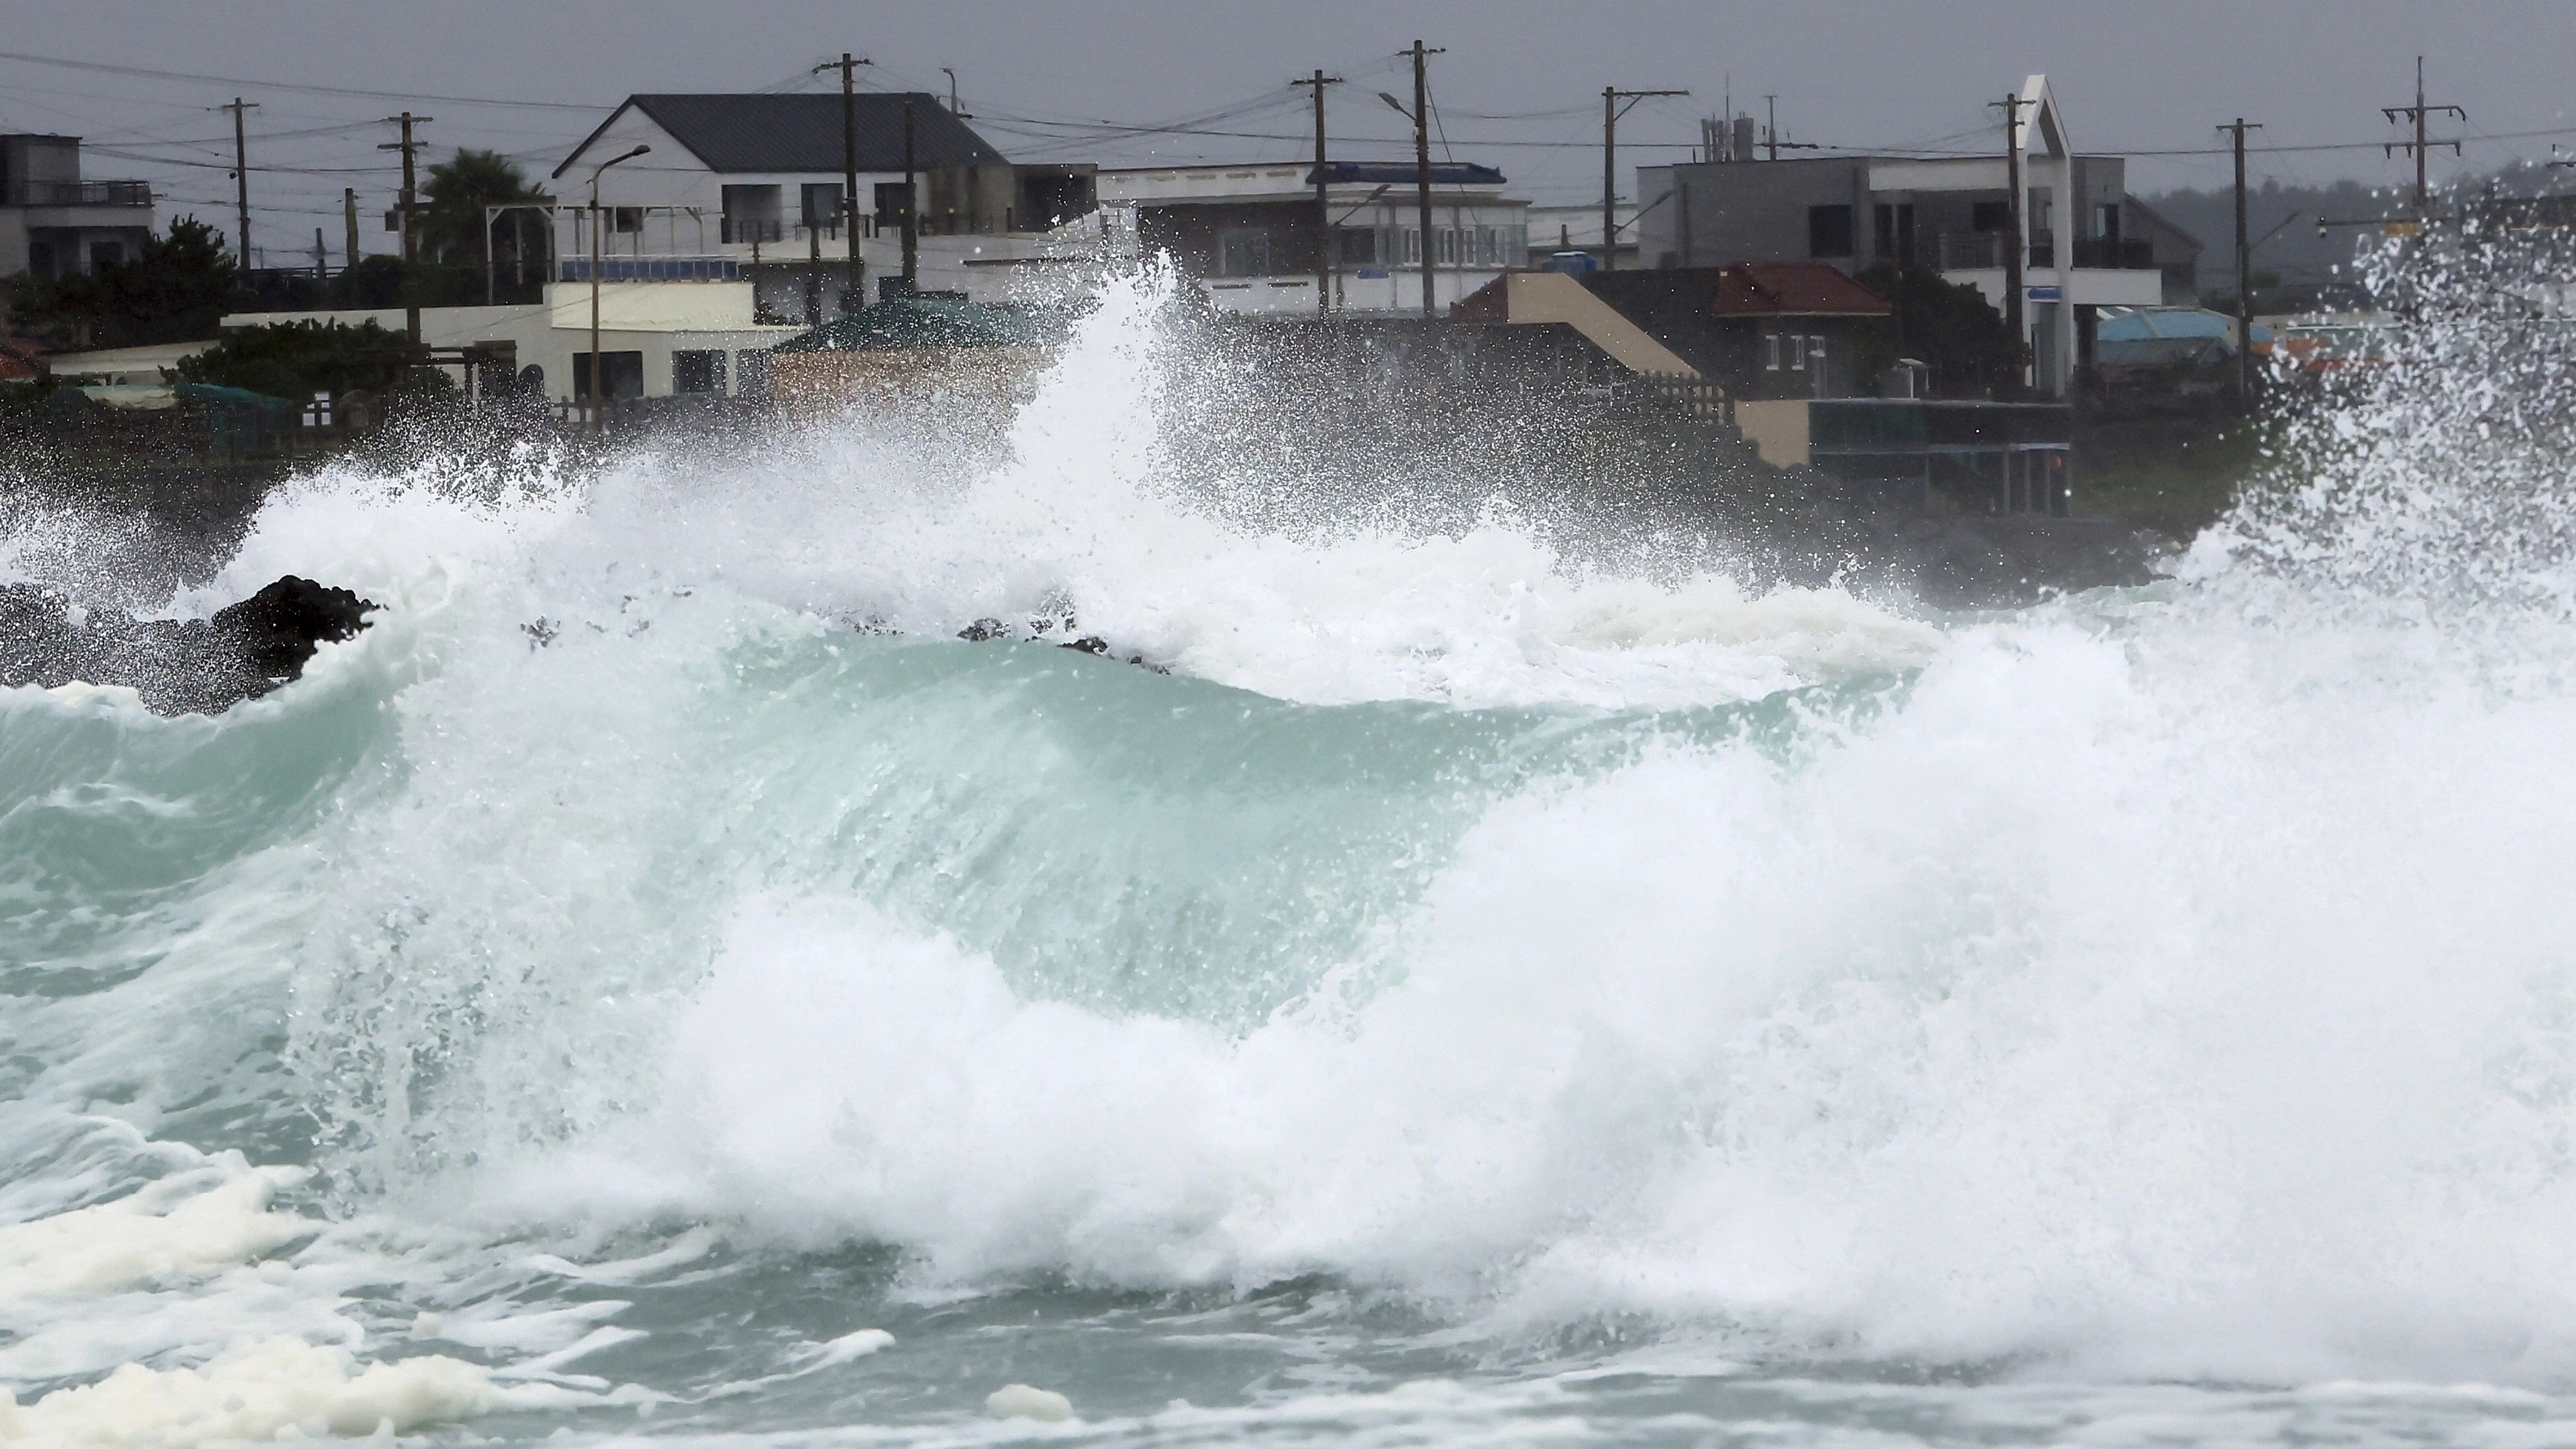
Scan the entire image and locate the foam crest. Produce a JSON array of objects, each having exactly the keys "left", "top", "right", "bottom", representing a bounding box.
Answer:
[
  {"left": 1, "top": 1162, "right": 313, "bottom": 1300},
  {"left": 0, "top": 1337, "right": 569, "bottom": 1446},
  {"left": 482, "top": 592, "right": 2576, "bottom": 1384}
]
